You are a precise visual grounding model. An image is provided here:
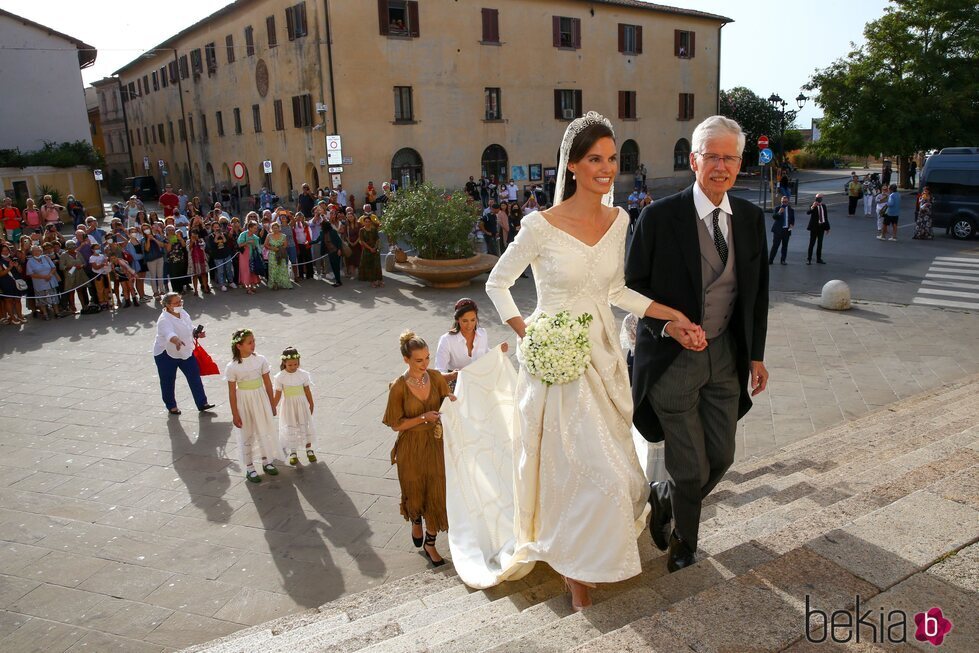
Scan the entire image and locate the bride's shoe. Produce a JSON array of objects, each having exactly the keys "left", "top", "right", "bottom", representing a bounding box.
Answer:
[{"left": 563, "top": 576, "right": 594, "bottom": 612}]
